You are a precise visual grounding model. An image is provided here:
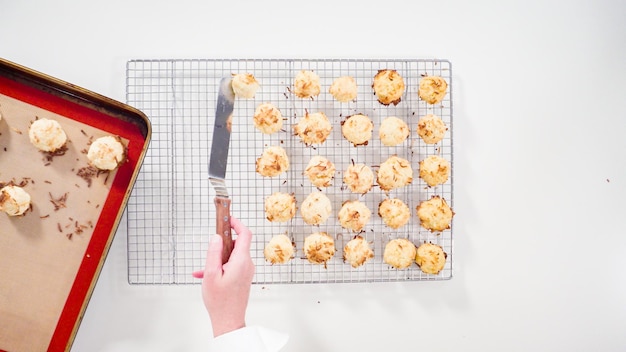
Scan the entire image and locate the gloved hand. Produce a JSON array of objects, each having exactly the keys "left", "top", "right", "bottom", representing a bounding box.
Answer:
[{"left": 193, "top": 216, "right": 255, "bottom": 337}]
